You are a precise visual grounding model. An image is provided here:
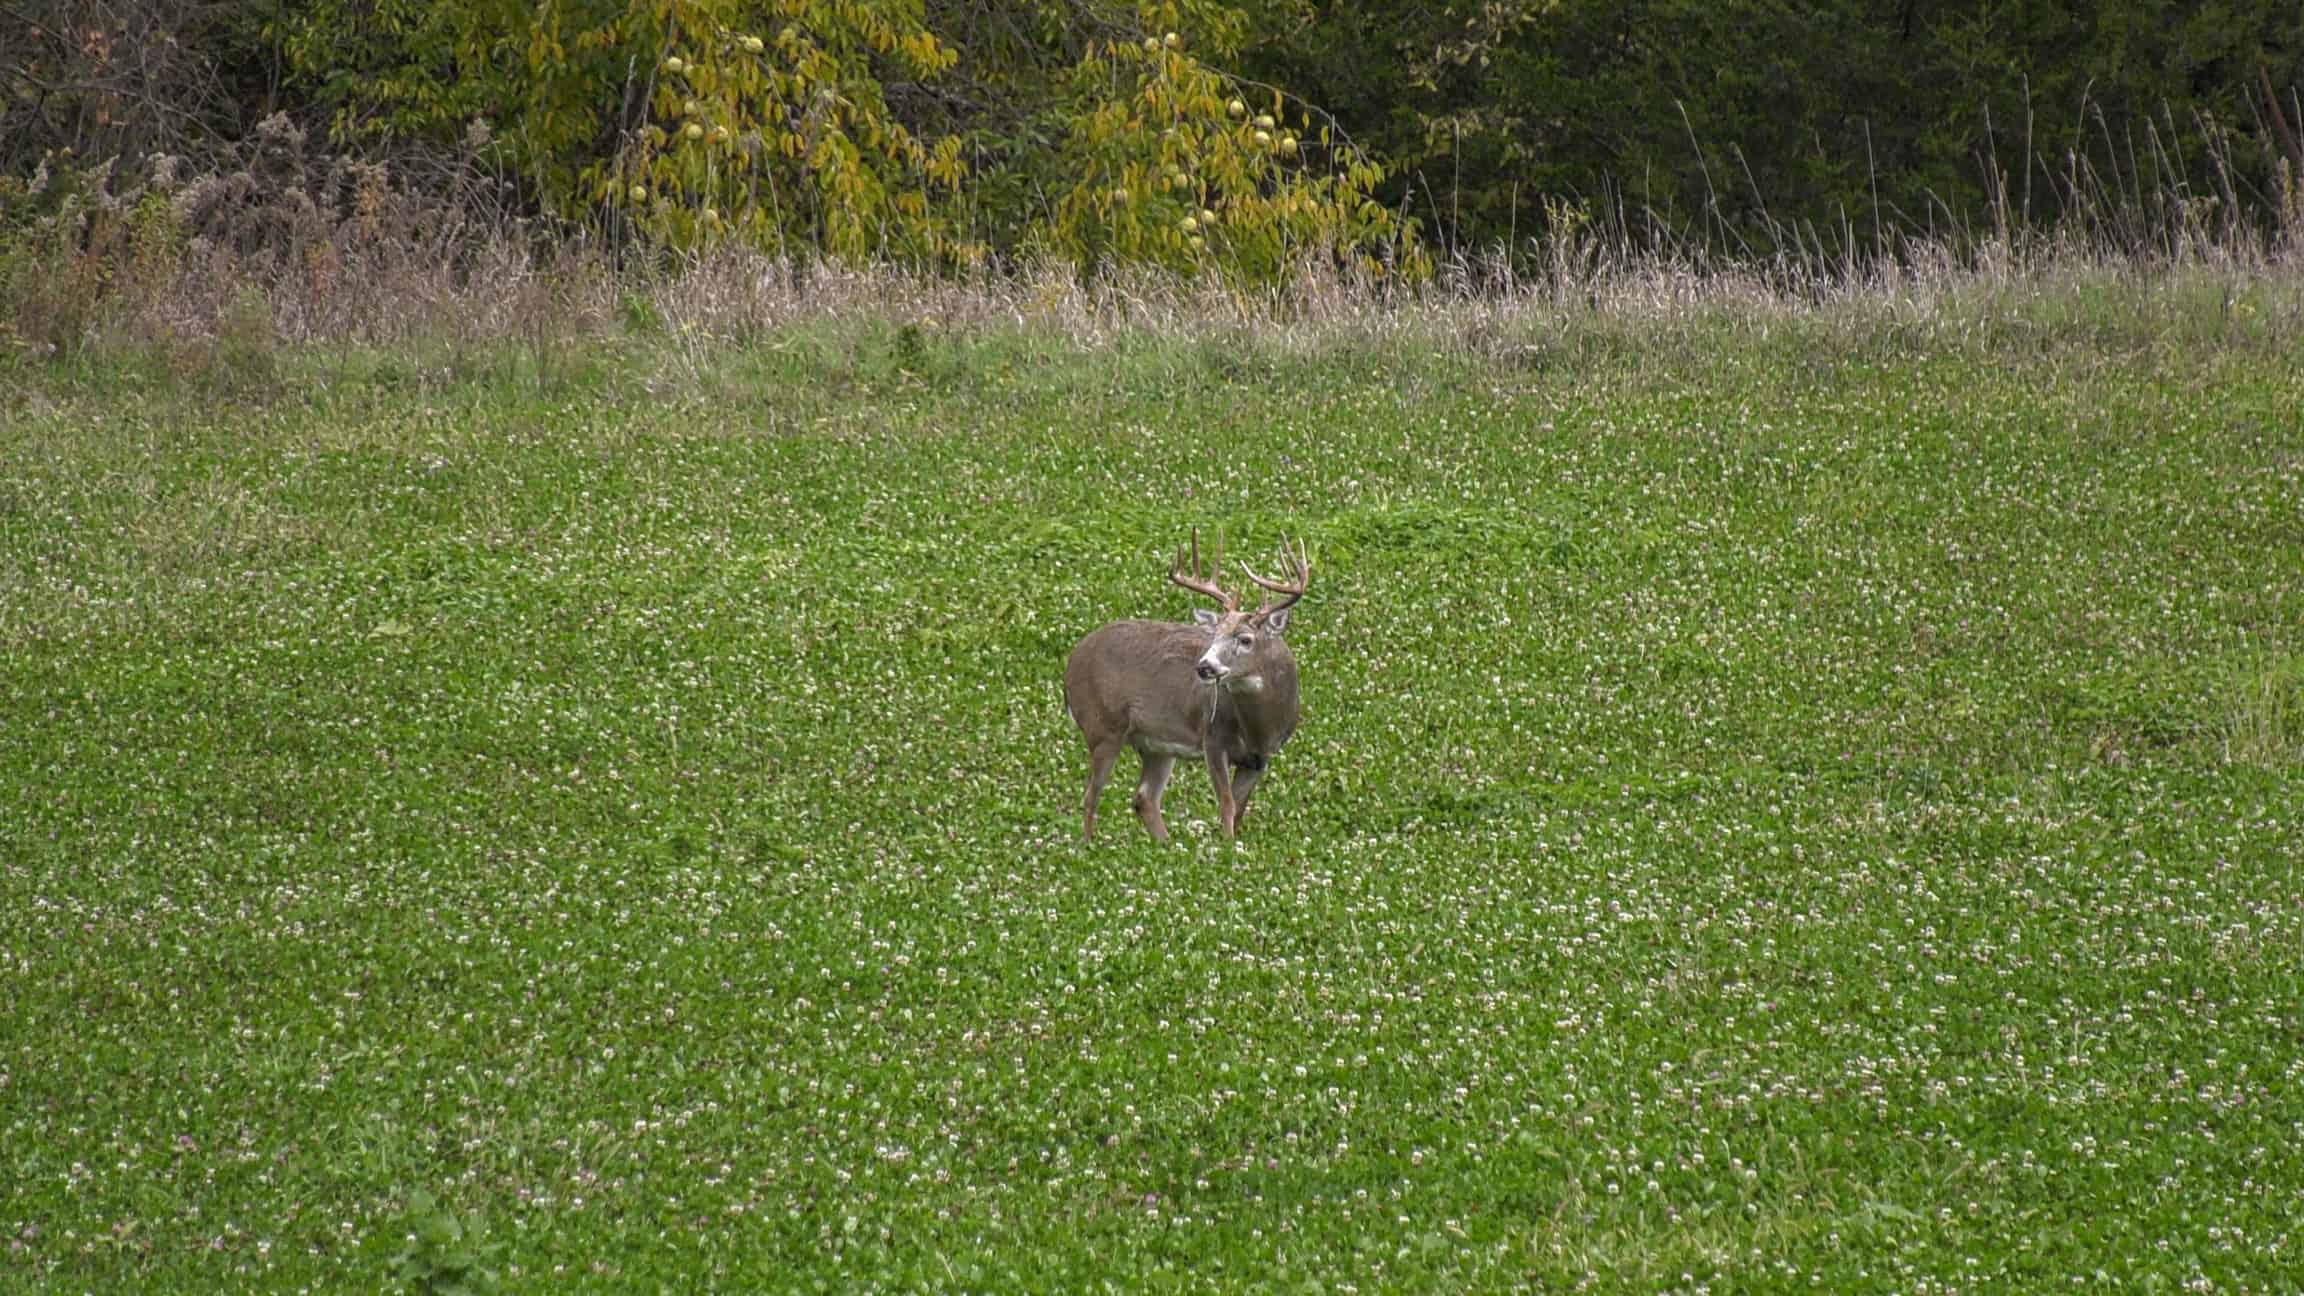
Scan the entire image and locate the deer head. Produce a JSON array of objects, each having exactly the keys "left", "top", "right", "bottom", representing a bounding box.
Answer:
[{"left": 1170, "top": 528, "right": 1310, "bottom": 688}]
